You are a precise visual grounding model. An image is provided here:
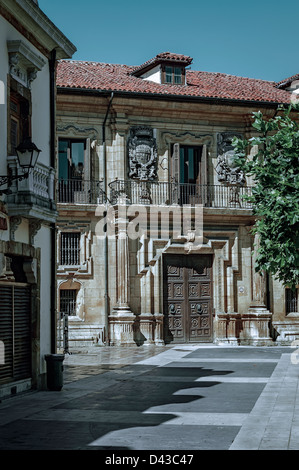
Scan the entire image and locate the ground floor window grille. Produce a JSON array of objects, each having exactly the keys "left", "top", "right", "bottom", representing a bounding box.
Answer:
[
  {"left": 286, "top": 288, "right": 298, "bottom": 314},
  {"left": 60, "top": 232, "right": 80, "bottom": 265},
  {"left": 60, "top": 289, "right": 77, "bottom": 316}
]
